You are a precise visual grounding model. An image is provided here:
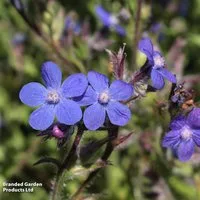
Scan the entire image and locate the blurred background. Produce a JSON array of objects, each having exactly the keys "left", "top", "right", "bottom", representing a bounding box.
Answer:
[{"left": 1, "top": 0, "right": 200, "bottom": 199}]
